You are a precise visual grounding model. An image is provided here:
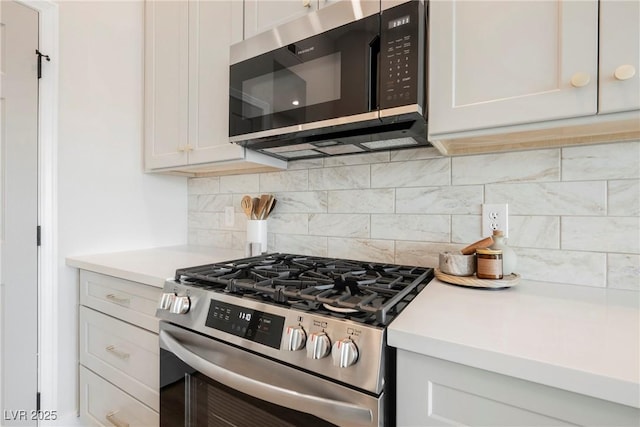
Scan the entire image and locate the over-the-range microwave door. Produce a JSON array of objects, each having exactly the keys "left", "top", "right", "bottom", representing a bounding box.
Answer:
[
  {"left": 228, "top": 0, "right": 429, "bottom": 160},
  {"left": 229, "top": 4, "right": 380, "bottom": 143}
]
